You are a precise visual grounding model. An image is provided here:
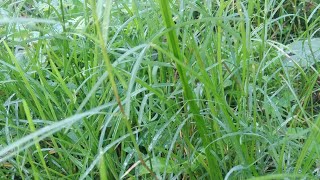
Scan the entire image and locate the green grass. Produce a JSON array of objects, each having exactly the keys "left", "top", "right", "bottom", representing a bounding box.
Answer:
[{"left": 0, "top": 0, "right": 320, "bottom": 179}]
